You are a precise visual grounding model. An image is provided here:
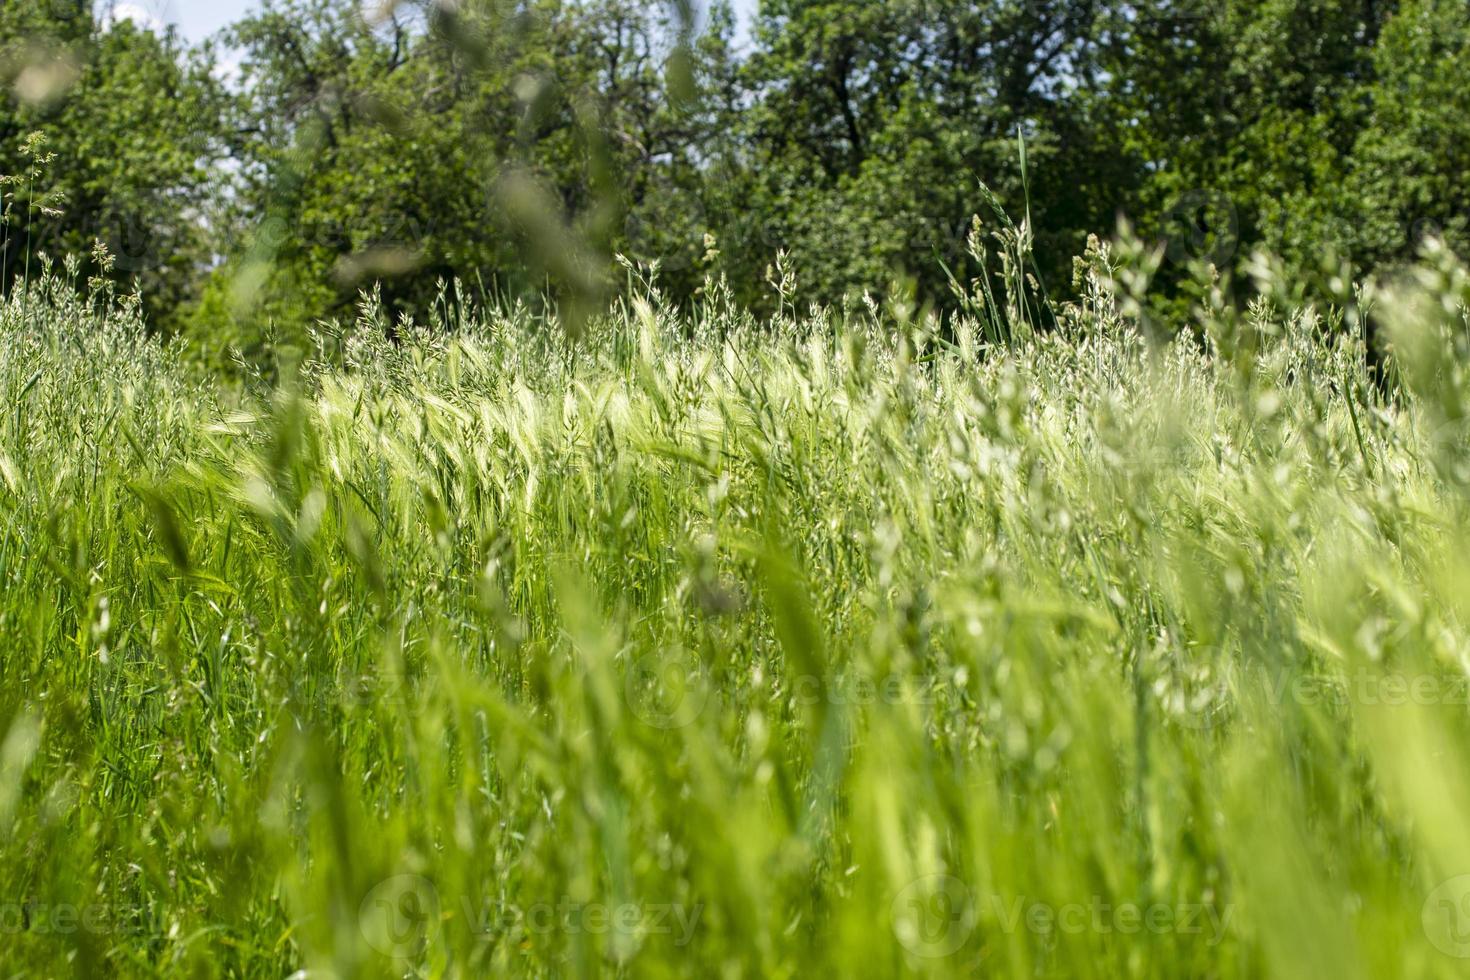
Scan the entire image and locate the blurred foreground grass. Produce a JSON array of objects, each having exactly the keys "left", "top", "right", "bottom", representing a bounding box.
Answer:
[{"left": 3, "top": 245, "right": 1470, "bottom": 978}]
